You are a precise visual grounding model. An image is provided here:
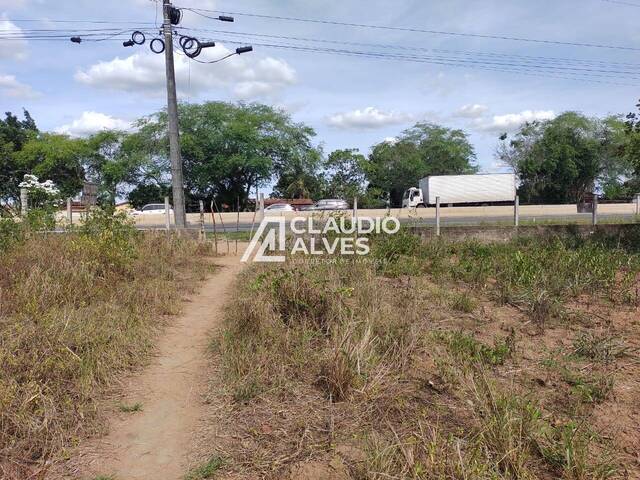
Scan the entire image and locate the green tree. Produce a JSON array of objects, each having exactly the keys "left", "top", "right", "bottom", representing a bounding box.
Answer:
[
  {"left": 497, "top": 112, "right": 630, "bottom": 204},
  {"left": 364, "top": 123, "right": 477, "bottom": 206},
  {"left": 323, "top": 149, "right": 366, "bottom": 201},
  {"left": 136, "top": 102, "right": 322, "bottom": 208},
  {"left": 85, "top": 130, "right": 158, "bottom": 206},
  {"left": 16, "top": 133, "right": 88, "bottom": 199},
  {"left": 623, "top": 99, "right": 640, "bottom": 180},
  {"left": 128, "top": 183, "right": 172, "bottom": 209},
  {"left": 0, "top": 110, "right": 38, "bottom": 212}
]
